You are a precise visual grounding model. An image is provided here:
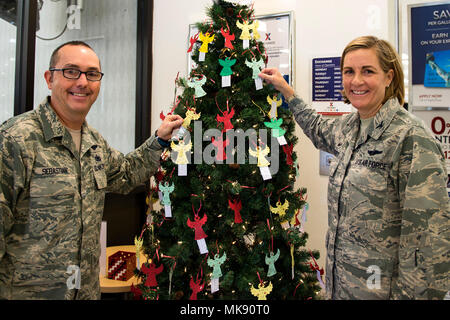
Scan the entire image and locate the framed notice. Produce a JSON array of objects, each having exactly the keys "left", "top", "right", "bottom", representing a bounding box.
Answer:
[
  {"left": 256, "top": 12, "right": 294, "bottom": 87},
  {"left": 408, "top": 2, "right": 450, "bottom": 108},
  {"left": 311, "top": 56, "right": 353, "bottom": 115},
  {"left": 187, "top": 11, "right": 294, "bottom": 87}
]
